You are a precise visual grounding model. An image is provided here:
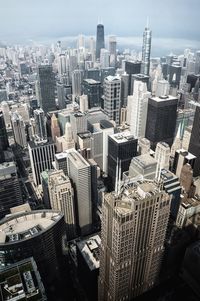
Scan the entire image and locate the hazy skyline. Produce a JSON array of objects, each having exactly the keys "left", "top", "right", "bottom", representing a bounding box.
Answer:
[{"left": 0, "top": 0, "right": 199, "bottom": 43}]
